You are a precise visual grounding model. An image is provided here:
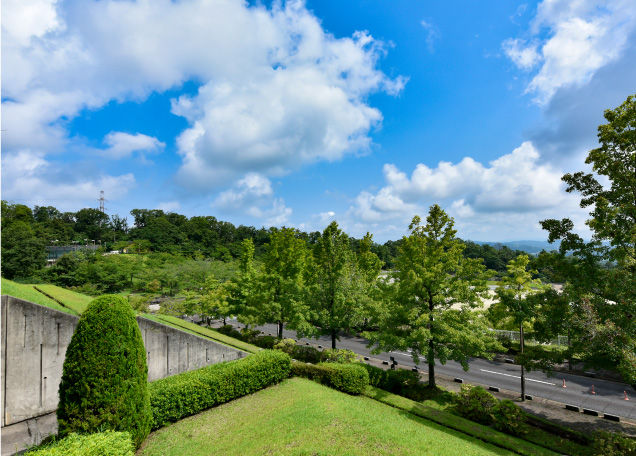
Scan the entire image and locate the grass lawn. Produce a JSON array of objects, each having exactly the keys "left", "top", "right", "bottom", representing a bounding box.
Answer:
[
  {"left": 1, "top": 278, "right": 69, "bottom": 313},
  {"left": 139, "top": 377, "right": 517, "bottom": 456},
  {"left": 32, "top": 284, "right": 93, "bottom": 314}
]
